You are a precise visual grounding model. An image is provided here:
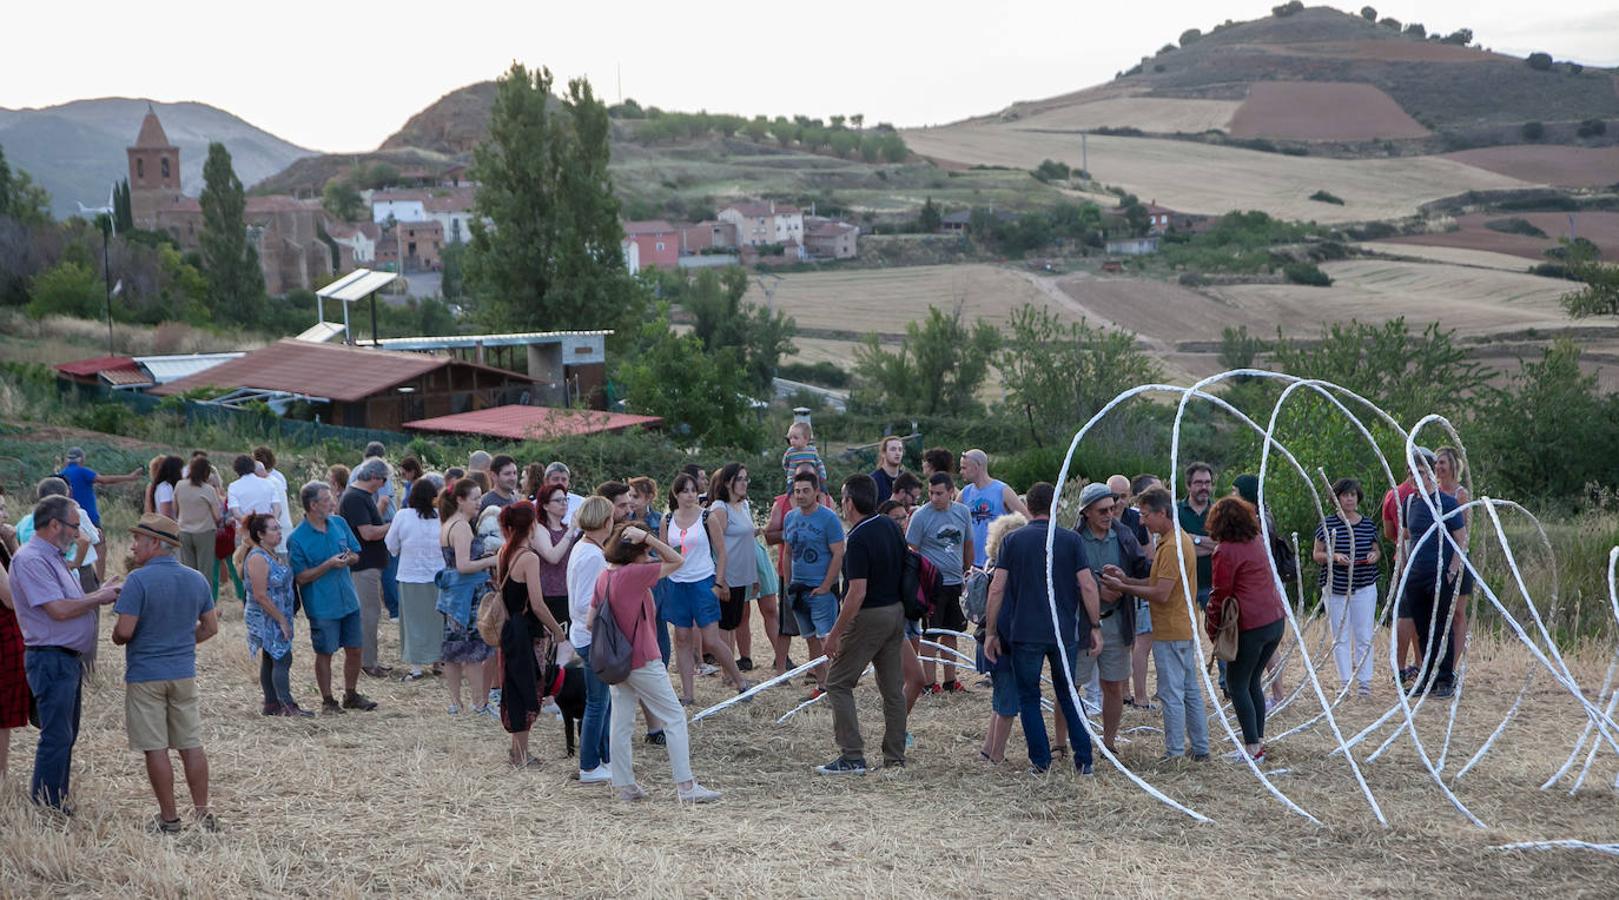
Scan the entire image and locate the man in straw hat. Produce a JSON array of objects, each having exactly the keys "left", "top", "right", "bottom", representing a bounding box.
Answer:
[{"left": 111, "top": 513, "right": 219, "bottom": 833}]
